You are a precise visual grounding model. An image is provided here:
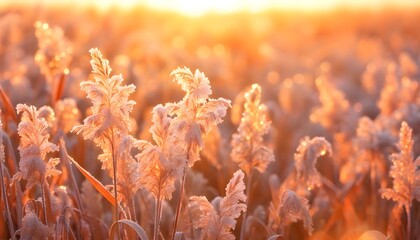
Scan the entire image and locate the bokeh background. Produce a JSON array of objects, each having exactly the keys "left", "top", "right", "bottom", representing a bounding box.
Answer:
[{"left": 0, "top": 1, "right": 419, "bottom": 239}]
